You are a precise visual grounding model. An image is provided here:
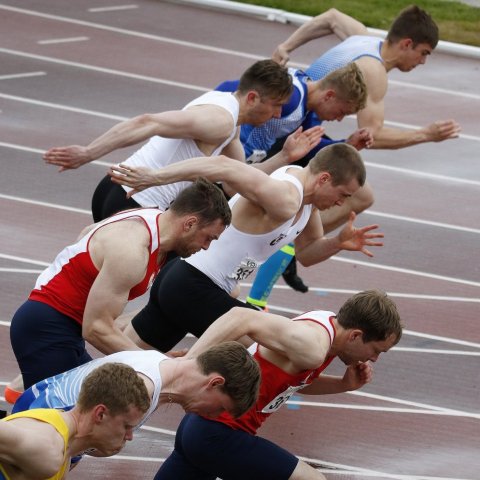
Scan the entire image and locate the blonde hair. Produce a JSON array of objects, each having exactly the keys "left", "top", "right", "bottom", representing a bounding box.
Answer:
[{"left": 320, "top": 62, "right": 367, "bottom": 112}]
